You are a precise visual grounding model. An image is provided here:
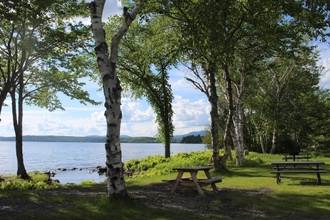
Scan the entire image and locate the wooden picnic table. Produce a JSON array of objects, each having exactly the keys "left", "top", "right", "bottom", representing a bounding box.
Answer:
[
  {"left": 271, "top": 161, "right": 327, "bottom": 185},
  {"left": 283, "top": 152, "right": 311, "bottom": 161},
  {"left": 163, "top": 166, "right": 222, "bottom": 196}
]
